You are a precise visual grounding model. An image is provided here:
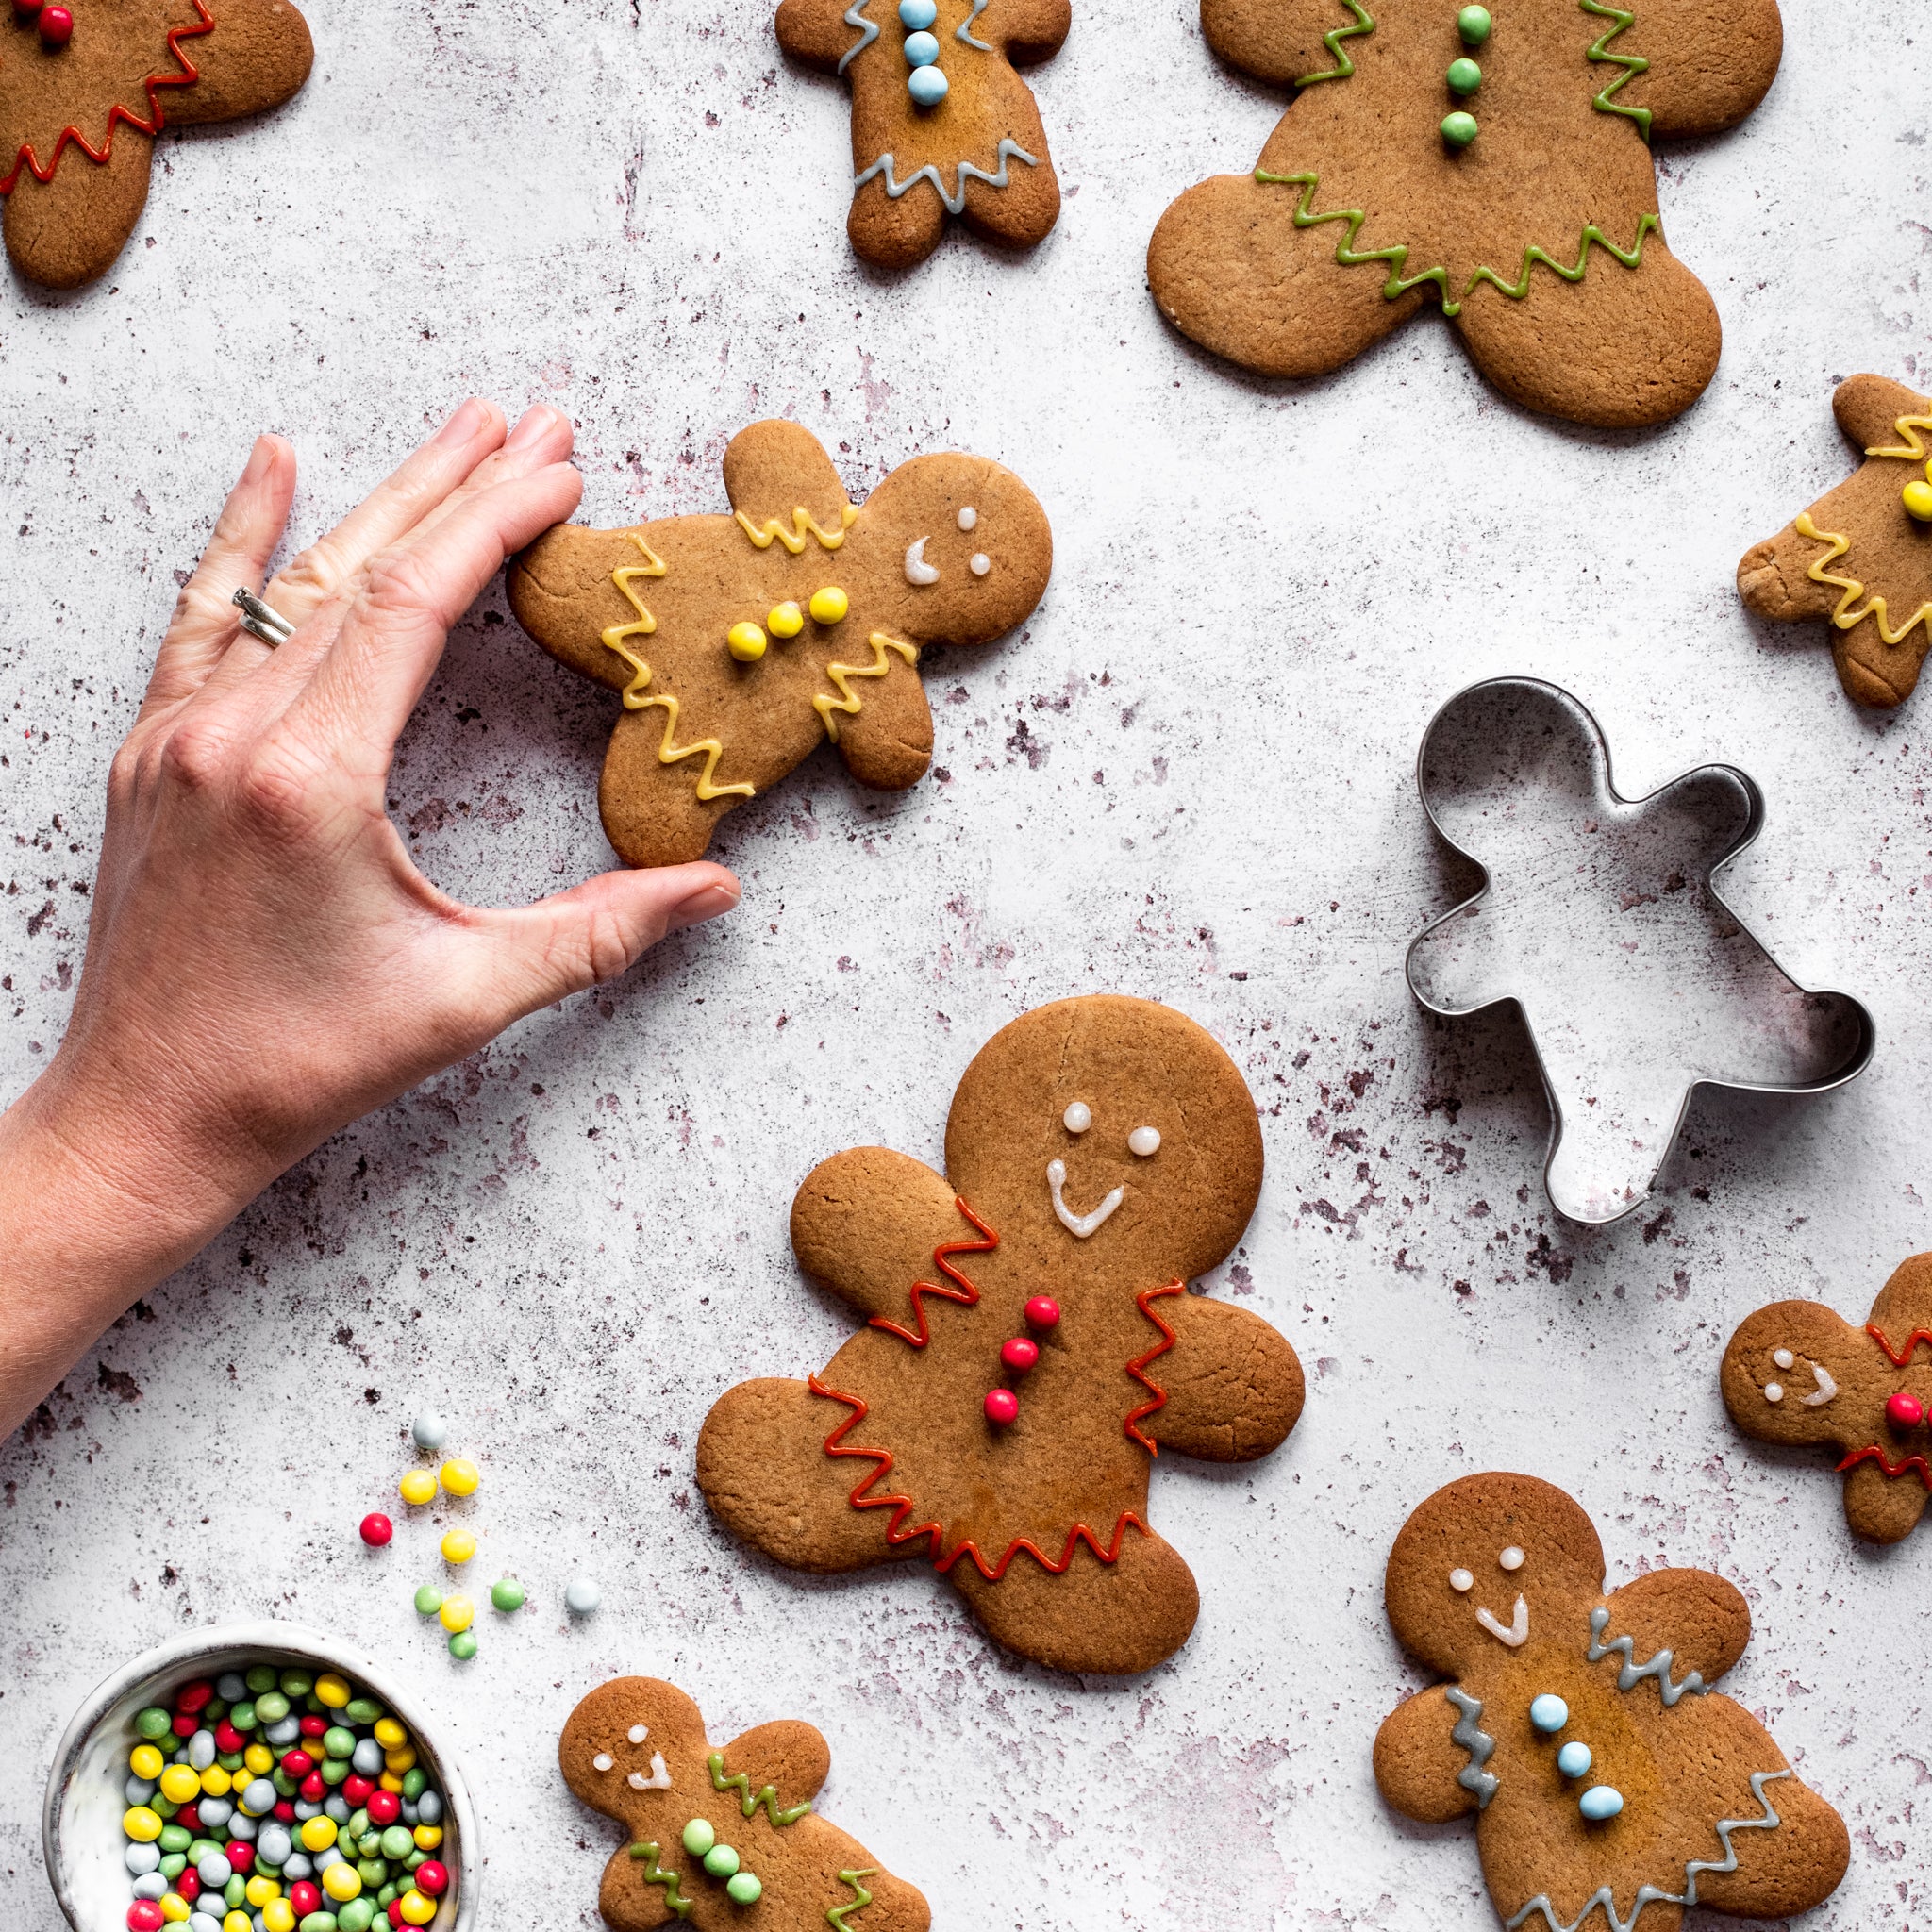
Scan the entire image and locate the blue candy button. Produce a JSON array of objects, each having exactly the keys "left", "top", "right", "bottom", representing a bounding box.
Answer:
[
  {"left": 1528, "top": 1694, "right": 1569, "bottom": 1734},
  {"left": 903, "top": 28, "right": 940, "bottom": 63},
  {"left": 1557, "top": 1740, "right": 1592, "bottom": 1778},
  {"left": 1579, "top": 1786, "right": 1624, "bottom": 1822},
  {"left": 907, "top": 63, "right": 948, "bottom": 103}
]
